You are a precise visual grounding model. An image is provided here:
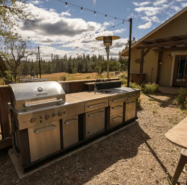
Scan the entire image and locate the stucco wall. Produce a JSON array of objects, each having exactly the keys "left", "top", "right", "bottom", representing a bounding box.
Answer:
[{"left": 127, "top": 10, "right": 187, "bottom": 86}]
